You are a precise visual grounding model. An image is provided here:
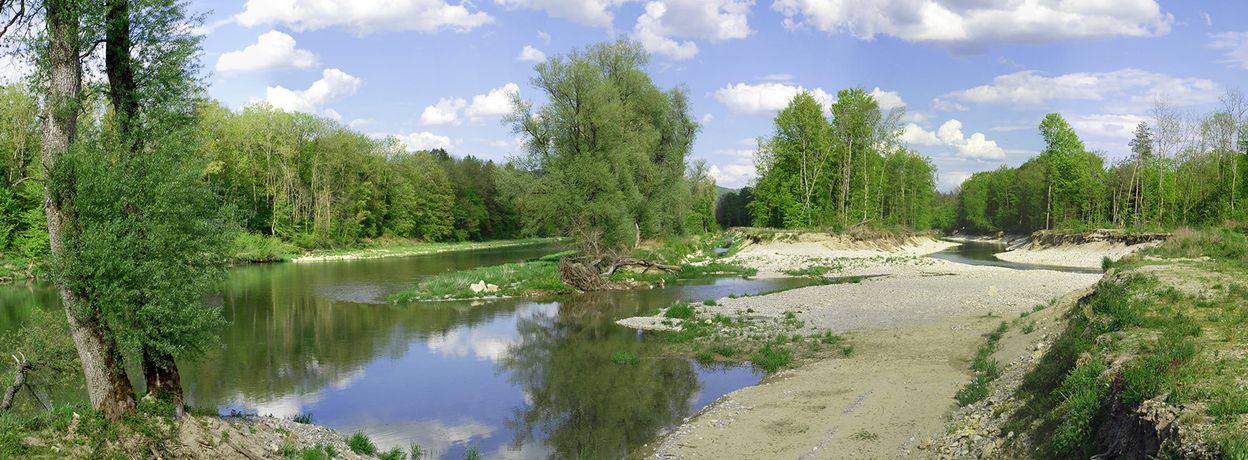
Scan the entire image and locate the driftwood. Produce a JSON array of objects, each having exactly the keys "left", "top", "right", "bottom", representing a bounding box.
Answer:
[
  {"left": 1, "top": 353, "right": 41, "bottom": 411},
  {"left": 560, "top": 258, "right": 608, "bottom": 291},
  {"left": 602, "top": 258, "right": 680, "bottom": 276}
]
